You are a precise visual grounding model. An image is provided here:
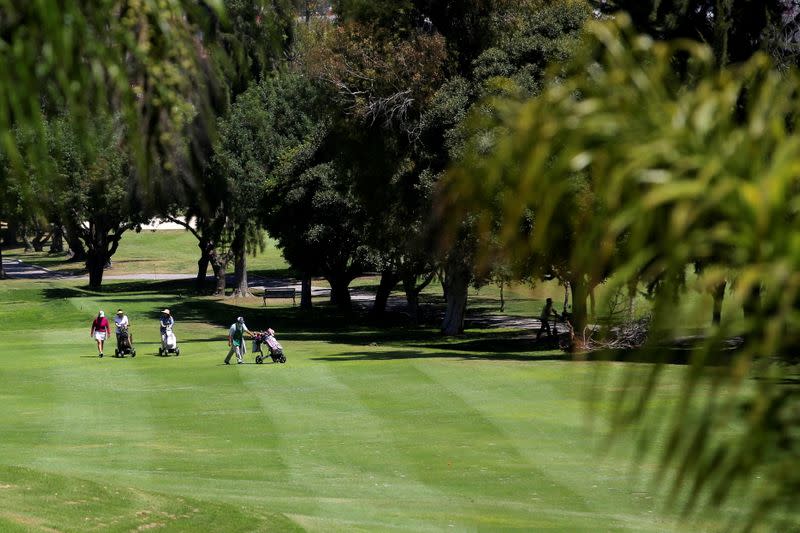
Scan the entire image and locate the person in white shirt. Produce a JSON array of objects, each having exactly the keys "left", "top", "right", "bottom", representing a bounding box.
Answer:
[
  {"left": 114, "top": 309, "right": 129, "bottom": 333},
  {"left": 114, "top": 308, "right": 131, "bottom": 344}
]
